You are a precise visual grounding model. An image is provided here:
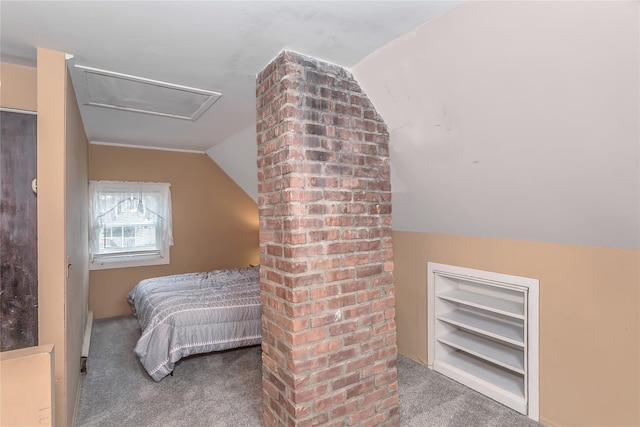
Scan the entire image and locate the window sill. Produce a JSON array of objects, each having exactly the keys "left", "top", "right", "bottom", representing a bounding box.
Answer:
[{"left": 90, "top": 251, "right": 170, "bottom": 271}]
